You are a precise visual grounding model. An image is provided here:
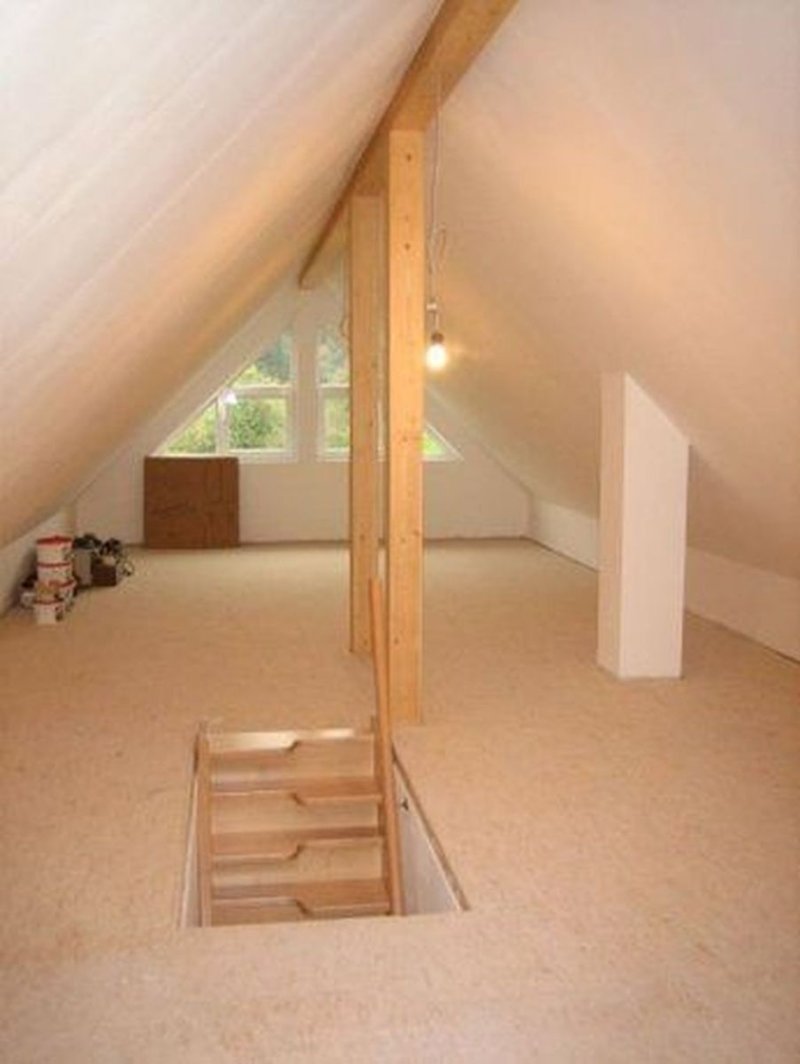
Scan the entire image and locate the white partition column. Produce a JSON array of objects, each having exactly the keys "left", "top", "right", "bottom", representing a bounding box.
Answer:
[{"left": 598, "top": 373, "right": 689, "bottom": 678}]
